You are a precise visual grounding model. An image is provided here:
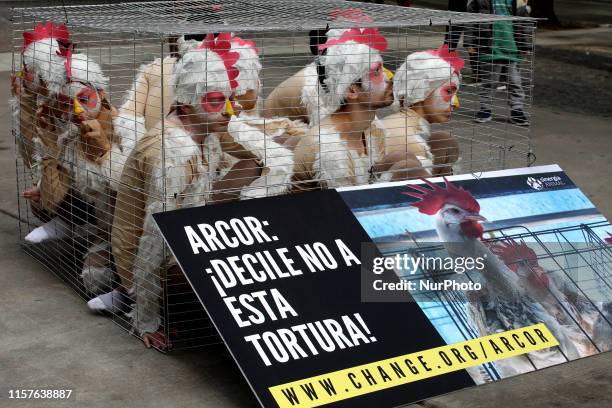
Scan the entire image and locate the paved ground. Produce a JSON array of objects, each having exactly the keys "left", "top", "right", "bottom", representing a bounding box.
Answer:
[{"left": 1, "top": 2, "right": 611, "bottom": 408}]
